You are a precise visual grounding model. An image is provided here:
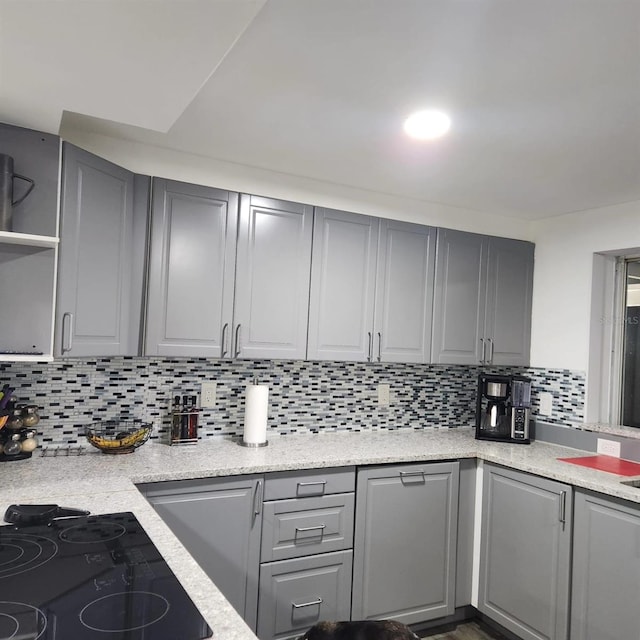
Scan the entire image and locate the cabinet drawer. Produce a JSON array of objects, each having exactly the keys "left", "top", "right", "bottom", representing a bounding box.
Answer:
[
  {"left": 261, "top": 494, "right": 354, "bottom": 562},
  {"left": 257, "top": 550, "right": 353, "bottom": 640},
  {"left": 264, "top": 467, "right": 355, "bottom": 500}
]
